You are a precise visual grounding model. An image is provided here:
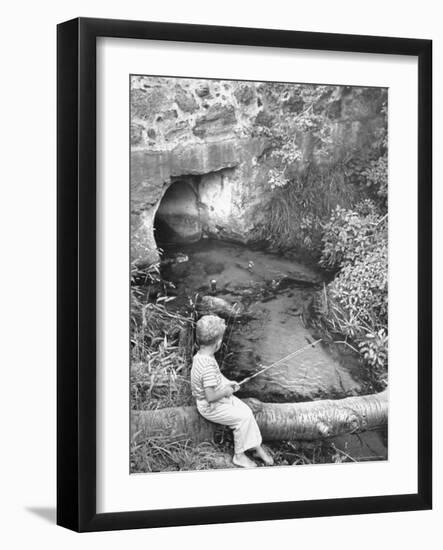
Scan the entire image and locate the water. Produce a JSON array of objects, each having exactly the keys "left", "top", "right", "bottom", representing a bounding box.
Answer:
[
  {"left": 160, "top": 239, "right": 387, "bottom": 460},
  {"left": 162, "top": 239, "right": 368, "bottom": 401}
]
